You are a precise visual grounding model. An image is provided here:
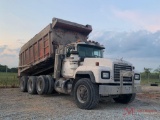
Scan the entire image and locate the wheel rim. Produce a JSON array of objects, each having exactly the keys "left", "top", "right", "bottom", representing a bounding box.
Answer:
[
  {"left": 77, "top": 85, "right": 88, "bottom": 103},
  {"left": 37, "top": 80, "right": 42, "bottom": 92}
]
